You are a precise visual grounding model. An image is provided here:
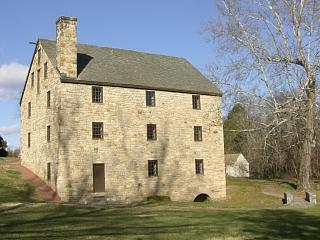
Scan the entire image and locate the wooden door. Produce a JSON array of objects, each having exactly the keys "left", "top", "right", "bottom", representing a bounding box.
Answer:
[{"left": 93, "top": 164, "right": 105, "bottom": 192}]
